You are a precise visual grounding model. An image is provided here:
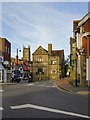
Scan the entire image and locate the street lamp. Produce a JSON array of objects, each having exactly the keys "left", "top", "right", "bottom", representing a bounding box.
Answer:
[
  {"left": 77, "top": 48, "right": 85, "bottom": 86},
  {"left": 74, "top": 57, "right": 78, "bottom": 87},
  {"left": 16, "top": 48, "right": 21, "bottom": 65}
]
